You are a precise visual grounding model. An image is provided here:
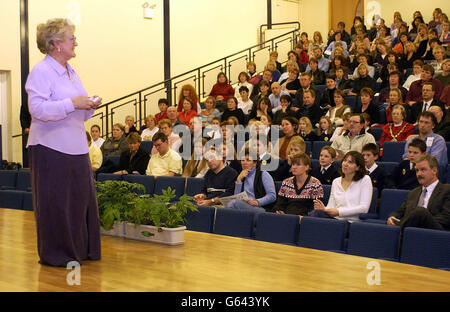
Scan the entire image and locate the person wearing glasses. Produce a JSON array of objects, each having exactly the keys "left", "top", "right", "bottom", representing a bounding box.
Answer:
[
  {"left": 25, "top": 18, "right": 102, "bottom": 266},
  {"left": 331, "top": 114, "right": 376, "bottom": 160}
]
